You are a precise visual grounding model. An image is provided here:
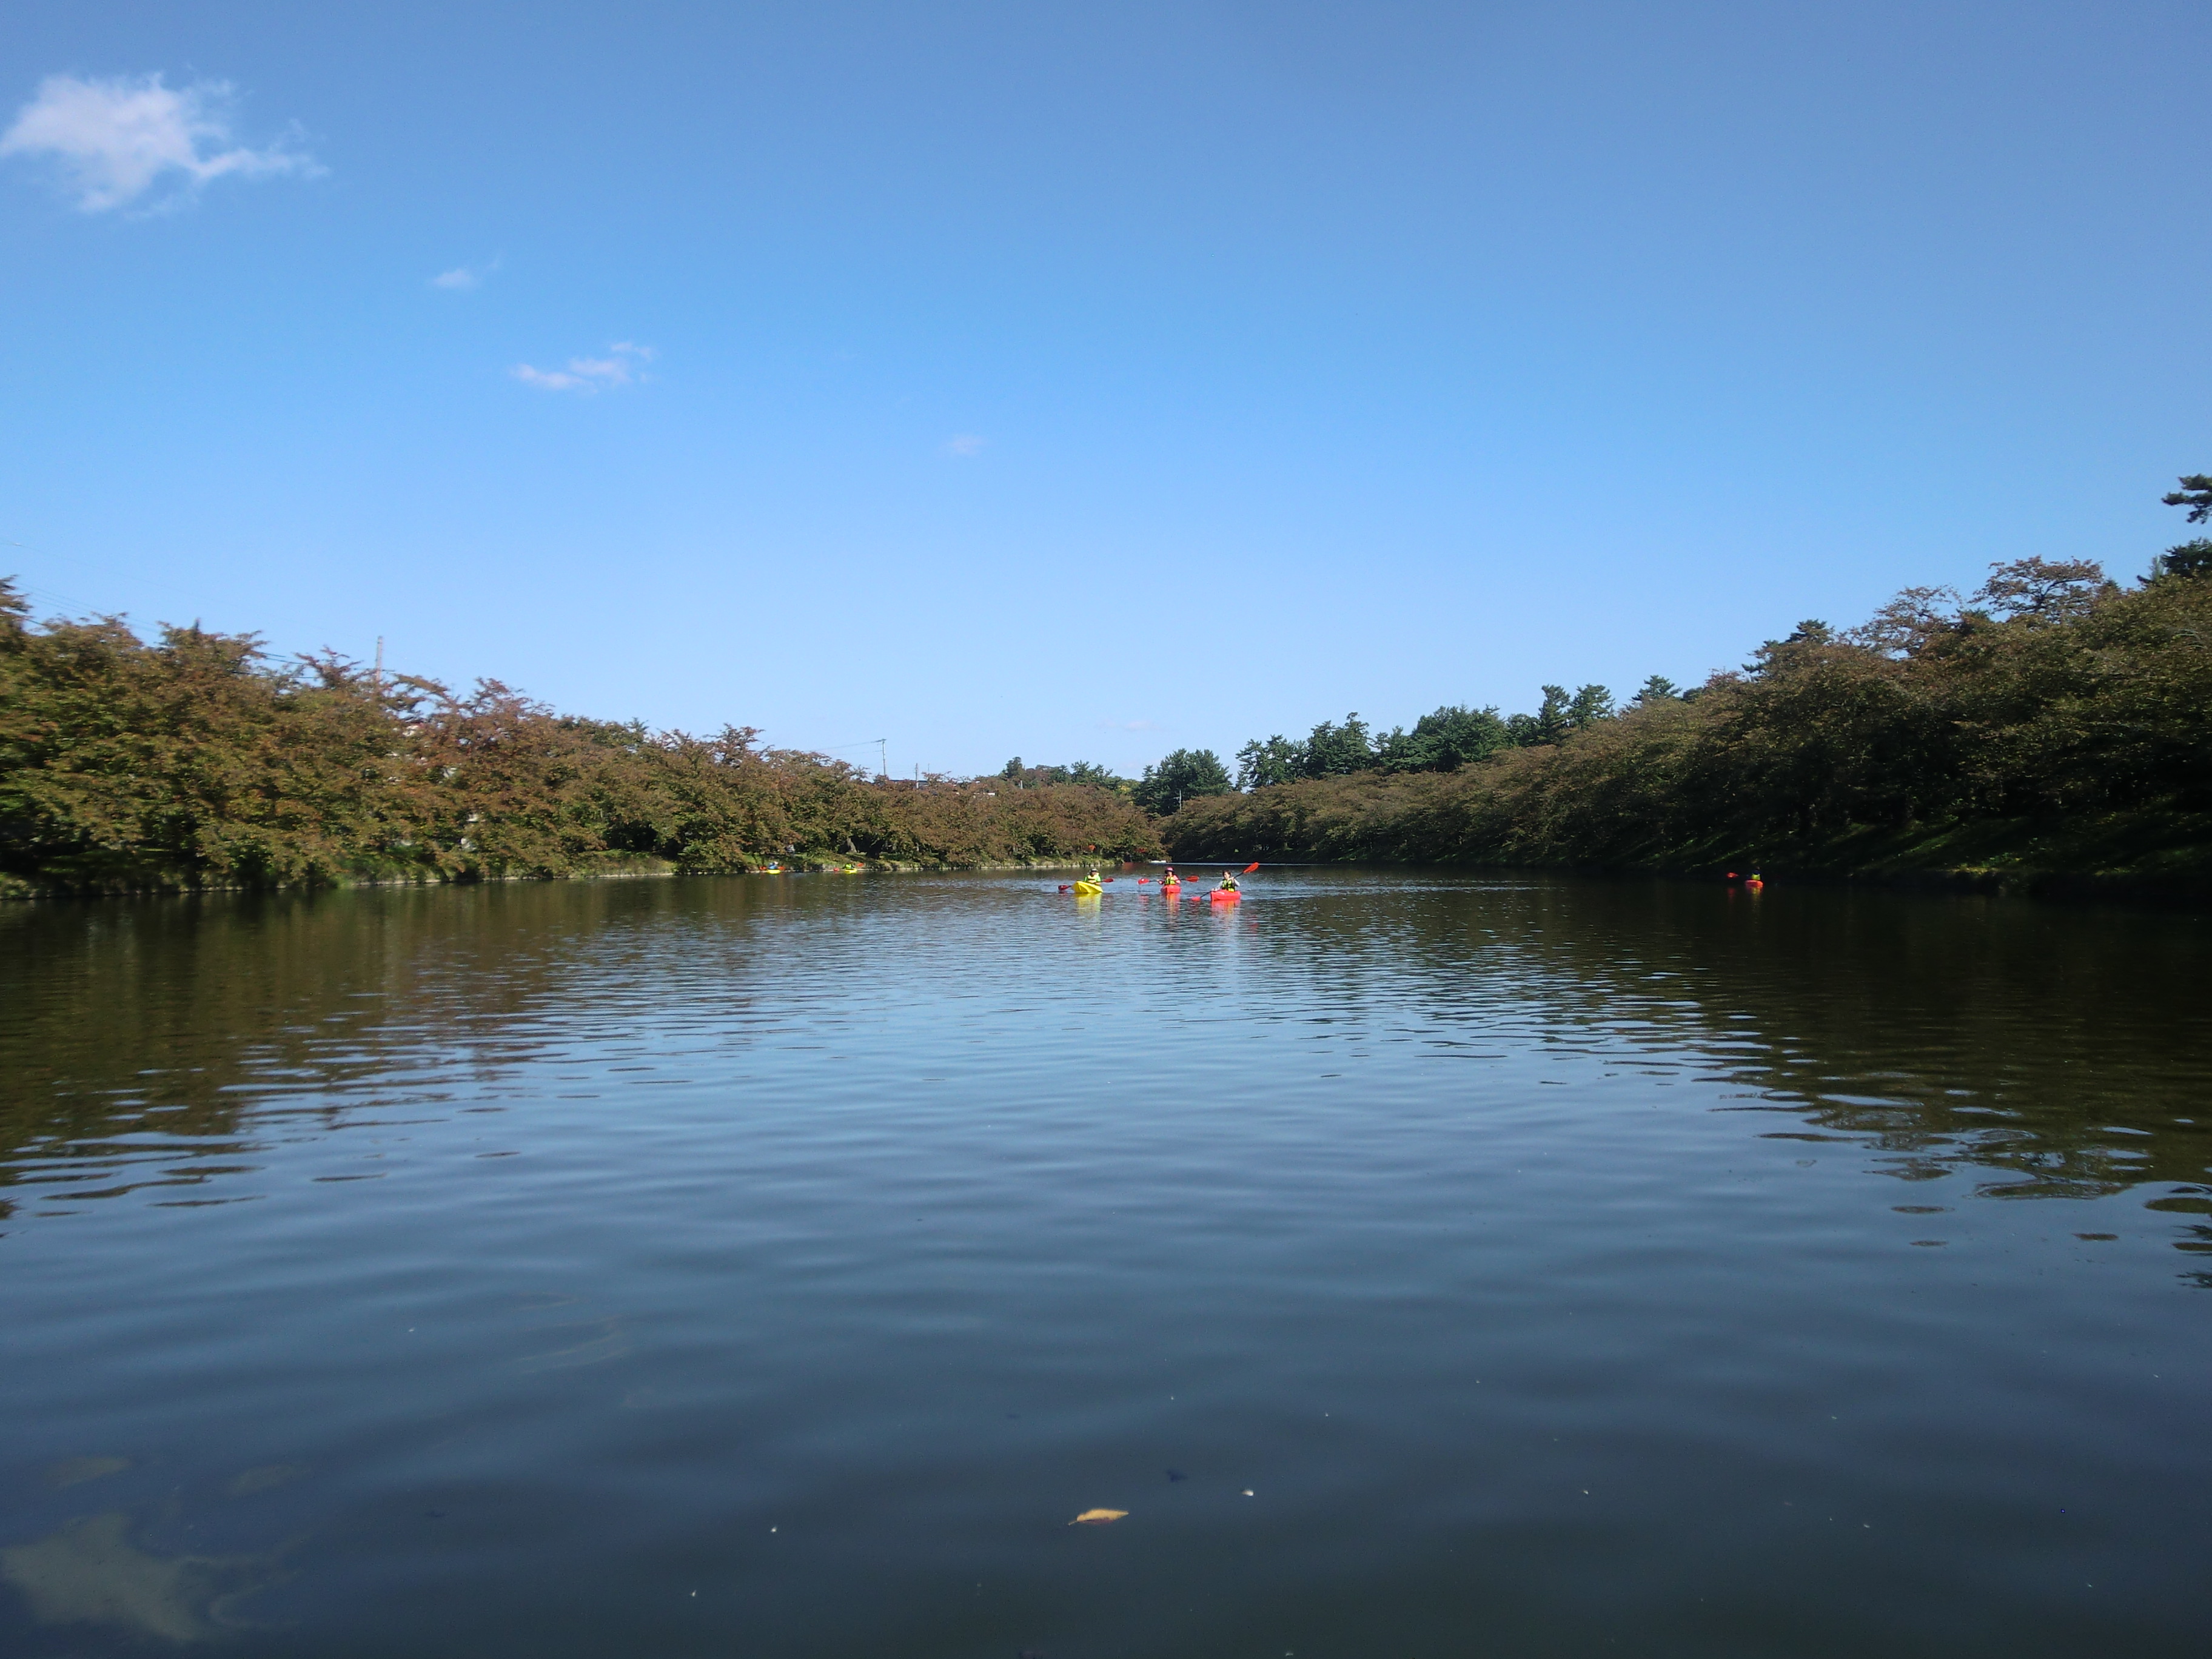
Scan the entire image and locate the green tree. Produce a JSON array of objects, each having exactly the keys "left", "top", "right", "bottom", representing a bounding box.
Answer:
[
  {"left": 1507, "top": 685, "right": 1573, "bottom": 746},
  {"left": 1566, "top": 684, "right": 1615, "bottom": 727},
  {"left": 2157, "top": 475, "right": 2212, "bottom": 577},
  {"left": 1848, "top": 587, "right": 1959, "bottom": 658},
  {"left": 1971, "top": 557, "right": 2113, "bottom": 622},
  {"left": 1632, "top": 675, "right": 1680, "bottom": 705},
  {"left": 995, "top": 757, "right": 1130, "bottom": 791},
  {"left": 2155, "top": 538, "right": 2212, "bottom": 580},
  {"left": 1300, "top": 713, "right": 1373, "bottom": 777},
  {"left": 2161, "top": 474, "right": 2212, "bottom": 523},
  {"left": 1054, "top": 760, "right": 1124, "bottom": 788},
  {"left": 1133, "top": 748, "right": 1233, "bottom": 814},
  {"left": 1373, "top": 703, "right": 1509, "bottom": 772},
  {"left": 1236, "top": 734, "right": 1304, "bottom": 790}
]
